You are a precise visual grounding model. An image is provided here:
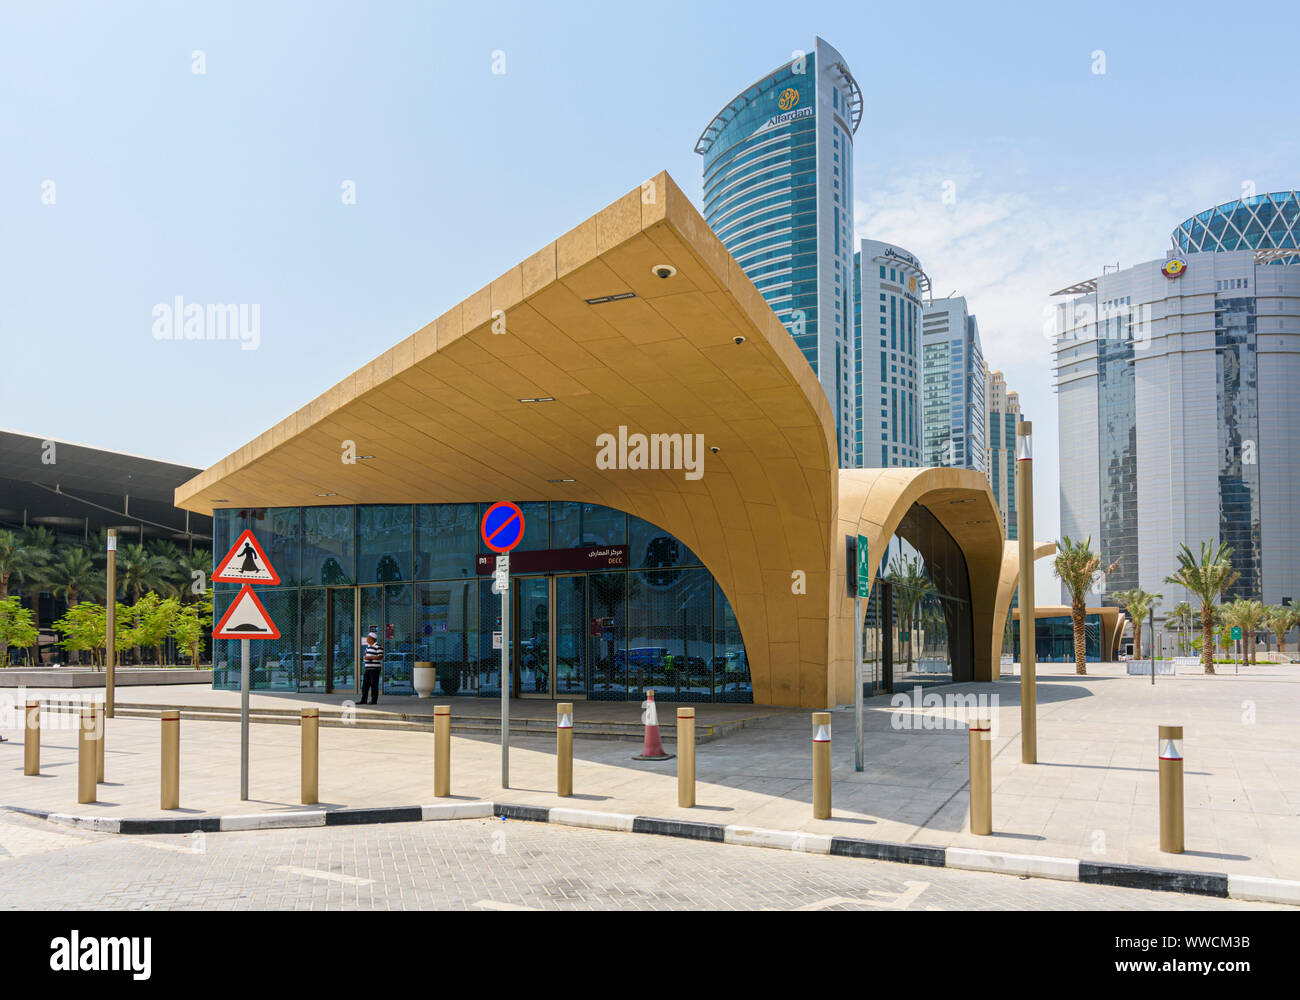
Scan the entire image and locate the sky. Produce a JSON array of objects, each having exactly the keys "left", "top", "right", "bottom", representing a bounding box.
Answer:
[{"left": 2, "top": 0, "right": 1297, "bottom": 605}]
